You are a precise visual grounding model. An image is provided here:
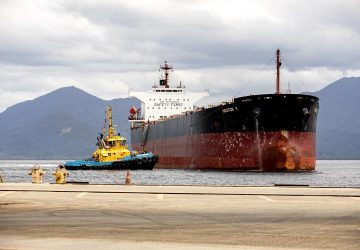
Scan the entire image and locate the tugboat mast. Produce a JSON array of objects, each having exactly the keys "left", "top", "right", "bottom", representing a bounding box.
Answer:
[
  {"left": 106, "top": 106, "right": 115, "bottom": 137},
  {"left": 276, "top": 48, "right": 282, "bottom": 94}
]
